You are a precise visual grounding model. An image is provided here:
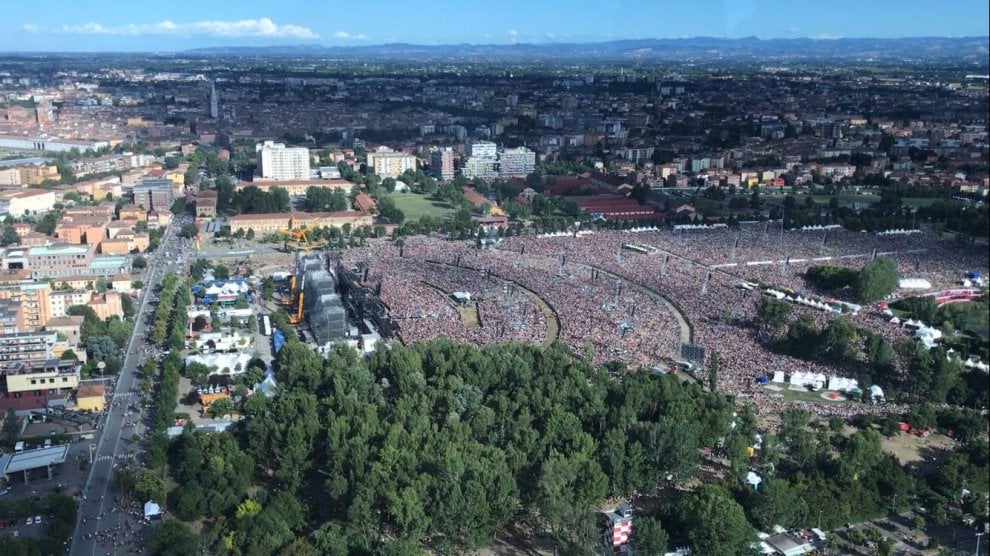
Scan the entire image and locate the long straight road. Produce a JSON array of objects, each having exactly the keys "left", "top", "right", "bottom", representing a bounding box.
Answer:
[{"left": 69, "top": 216, "right": 184, "bottom": 555}]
